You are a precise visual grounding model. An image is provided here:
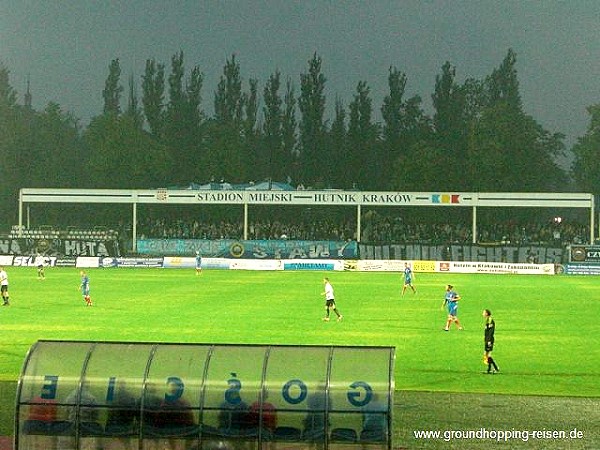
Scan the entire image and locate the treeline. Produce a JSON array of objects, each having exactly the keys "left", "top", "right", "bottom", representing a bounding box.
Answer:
[{"left": 1, "top": 49, "right": 599, "bottom": 228}]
